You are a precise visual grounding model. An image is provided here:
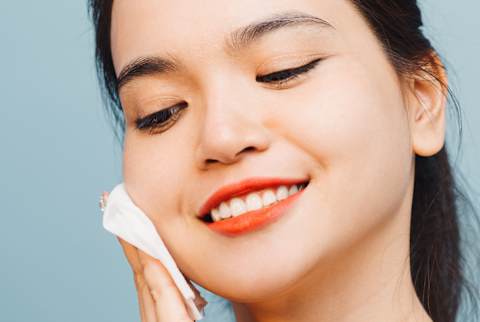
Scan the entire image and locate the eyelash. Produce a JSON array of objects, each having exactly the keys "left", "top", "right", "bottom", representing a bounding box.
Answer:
[
  {"left": 256, "top": 58, "right": 323, "bottom": 87},
  {"left": 135, "top": 58, "right": 323, "bottom": 134},
  {"left": 135, "top": 102, "right": 188, "bottom": 134}
]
